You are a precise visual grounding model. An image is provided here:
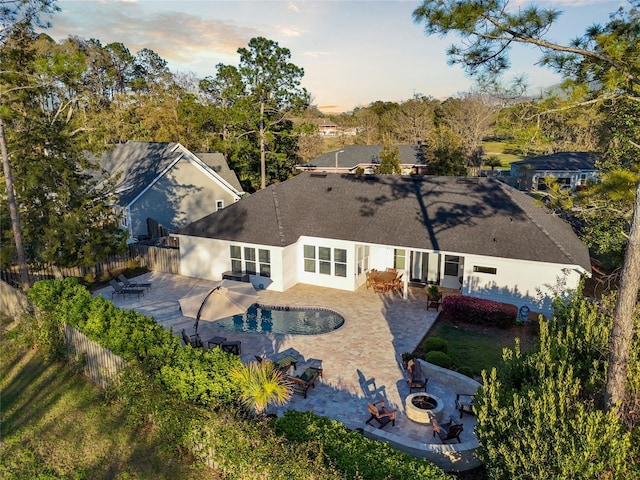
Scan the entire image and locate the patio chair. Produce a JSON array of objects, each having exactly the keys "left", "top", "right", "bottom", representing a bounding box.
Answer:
[
  {"left": 286, "top": 366, "right": 321, "bottom": 398},
  {"left": 430, "top": 414, "right": 464, "bottom": 443},
  {"left": 455, "top": 393, "right": 475, "bottom": 418},
  {"left": 365, "top": 399, "right": 396, "bottom": 429},
  {"left": 221, "top": 340, "right": 241, "bottom": 355},
  {"left": 118, "top": 273, "right": 152, "bottom": 291},
  {"left": 109, "top": 279, "right": 144, "bottom": 299},
  {"left": 406, "top": 359, "right": 428, "bottom": 392},
  {"left": 181, "top": 328, "right": 203, "bottom": 348}
]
